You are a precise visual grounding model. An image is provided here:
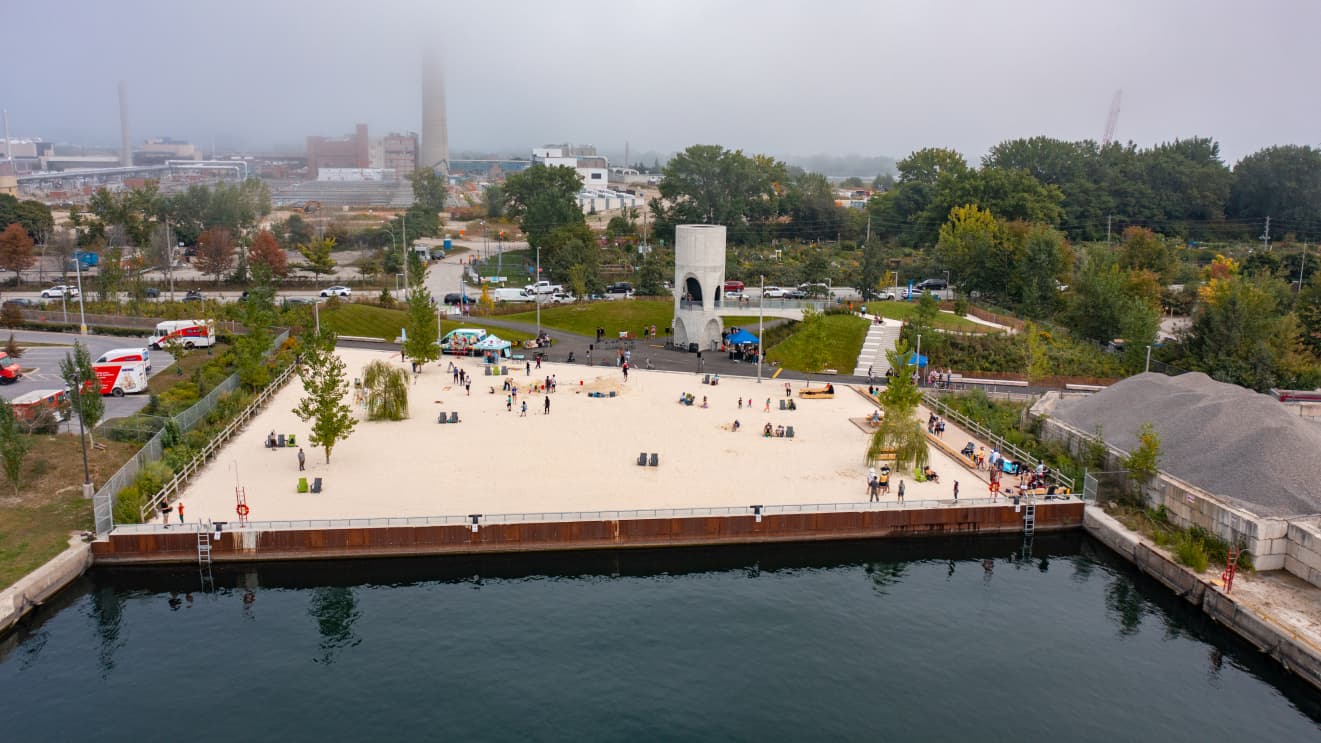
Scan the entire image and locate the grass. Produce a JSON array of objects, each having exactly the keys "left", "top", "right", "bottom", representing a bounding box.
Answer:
[
  {"left": 869, "top": 300, "right": 990, "bottom": 332},
  {"left": 0, "top": 434, "right": 140, "bottom": 589},
  {"left": 766, "top": 314, "right": 869, "bottom": 375},
  {"left": 149, "top": 341, "right": 233, "bottom": 394},
  {"left": 473, "top": 249, "right": 532, "bottom": 278},
  {"left": 504, "top": 299, "right": 761, "bottom": 339},
  {"left": 317, "top": 301, "right": 534, "bottom": 344},
  {"left": 440, "top": 318, "right": 534, "bottom": 344}
]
